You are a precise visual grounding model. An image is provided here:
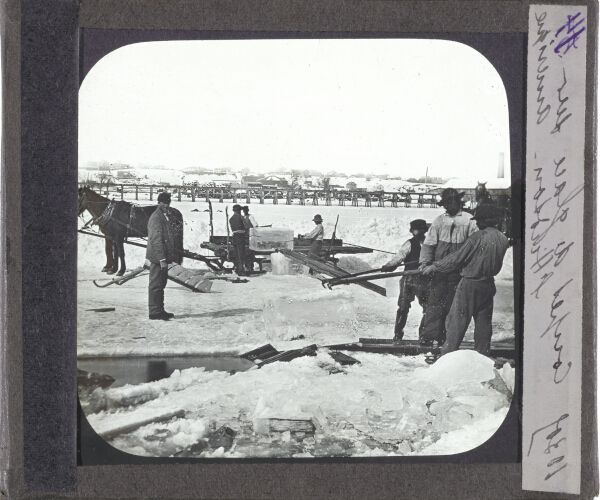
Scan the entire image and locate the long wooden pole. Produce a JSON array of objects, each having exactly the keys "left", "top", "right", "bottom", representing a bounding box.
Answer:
[
  {"left": 225, "top": 206, "right": 231, "bottom": 261},
  {"left": 326, "top": 214, "right": 339, "bottom": 259},
  {"left": 208, "top": 198, "right": 214, "bottom": 239}
]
